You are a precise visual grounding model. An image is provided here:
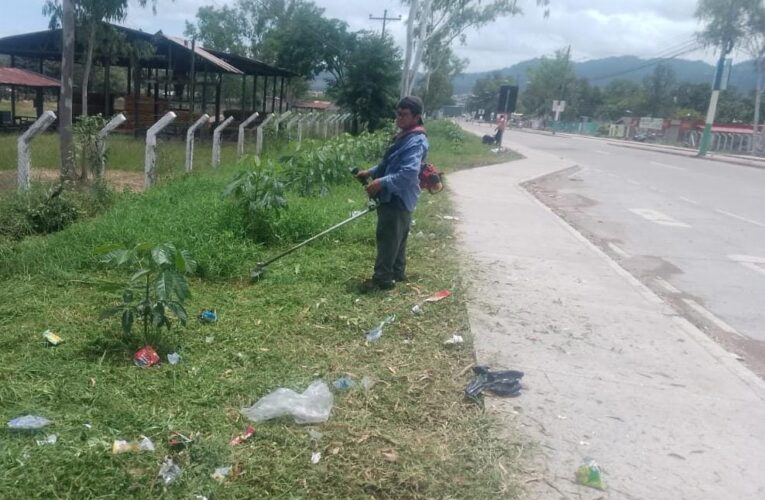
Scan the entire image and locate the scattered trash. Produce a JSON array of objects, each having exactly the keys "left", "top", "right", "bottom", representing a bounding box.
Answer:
[
  {"left": 361, "top": 376, "right": 376, "bottom": 391},
  {"left": 444, "top": 335, "right": 464, "bottom": 345},
  {"left": 229, "top": 425, "right": 256, "bottom": 446},
  {"left": 241, "top": 380, "right": 334, "bottom": 425},
  {"left": 168, "top": 432, "right": 193, "bottom": 450},
  {"left": 167, "top": 352, "right": 181, "bottom": 365},
  {"left": 575, "top": 458, "right": 605, "bottom": 490},
  {"left": 311, "top": 451, "right": 321, "bottom": 464},
  {"left": 205, "top": 336, "right": 215, "bottom": 344},
  {"left": 158, "top": 457, "right": 182, "bottom": 485},
  {"left": 212, "top": 466, "right": 232, "bottom": 483},
  {"left": 442, "top": 215, "right": 460, "bottom": 221},
  {"left": 414, "top": 231, "right": 426, "bottom": 240},
  {"left": 427, "top": 232, "right": 437, "bottom": 240},
  {"left": 83, "top": 422, "right": 93, "bottom": 429},
  {"left": 365, "top": 315, "right": 396, "bottom": 343},
  {"left": 42, "top": 330, "right": 63, "bottom": 346},
  {"left": 424, "top": 290, "right": 451, "bottom": 303},
  {"left": 7, "top": 415, "right": 51, "bottom": 430},
  {"left": 411, "top": 304, "right": 423, "bottom": 315},
  {"left": 465, "top": 366, "right": 524, "bottom": 398},
  {"left": 198, "top": 309, "right": 218, "bottom": 323},
  {"left": 333, "top": 376, "right": 354, "bottom": 391},
  {"left": 133, "top": 345, "right": 160, "bottom": 368},
  {"left": 36, "top": 434, "right": 58, "bottom": 446},
  {"left": 112, "top": 436, "right": 155, "bottom": 454}
]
